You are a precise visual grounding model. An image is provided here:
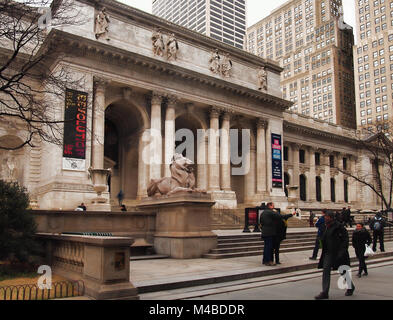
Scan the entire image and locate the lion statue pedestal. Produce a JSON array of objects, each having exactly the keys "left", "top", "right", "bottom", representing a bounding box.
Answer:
[{"left": 137, "top": 154, "right": 217, "bottom": 259}]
